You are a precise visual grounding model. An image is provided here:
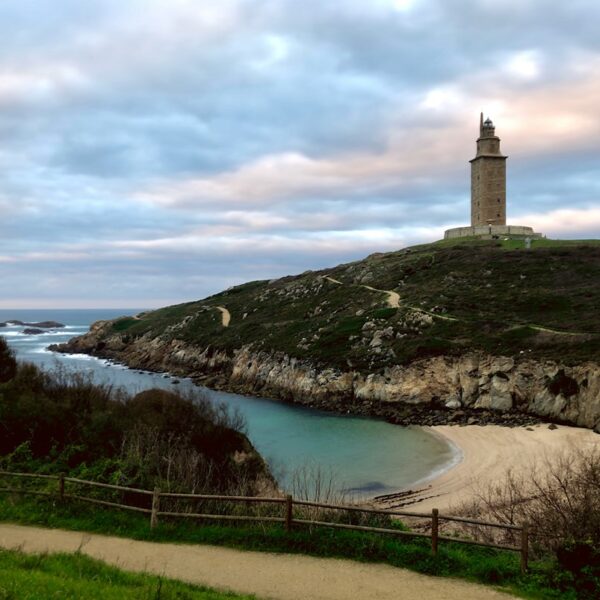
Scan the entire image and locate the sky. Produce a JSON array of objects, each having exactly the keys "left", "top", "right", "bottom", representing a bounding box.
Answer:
[{"left": 0, "top": 0, "right": 599, "bottom": 309}]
